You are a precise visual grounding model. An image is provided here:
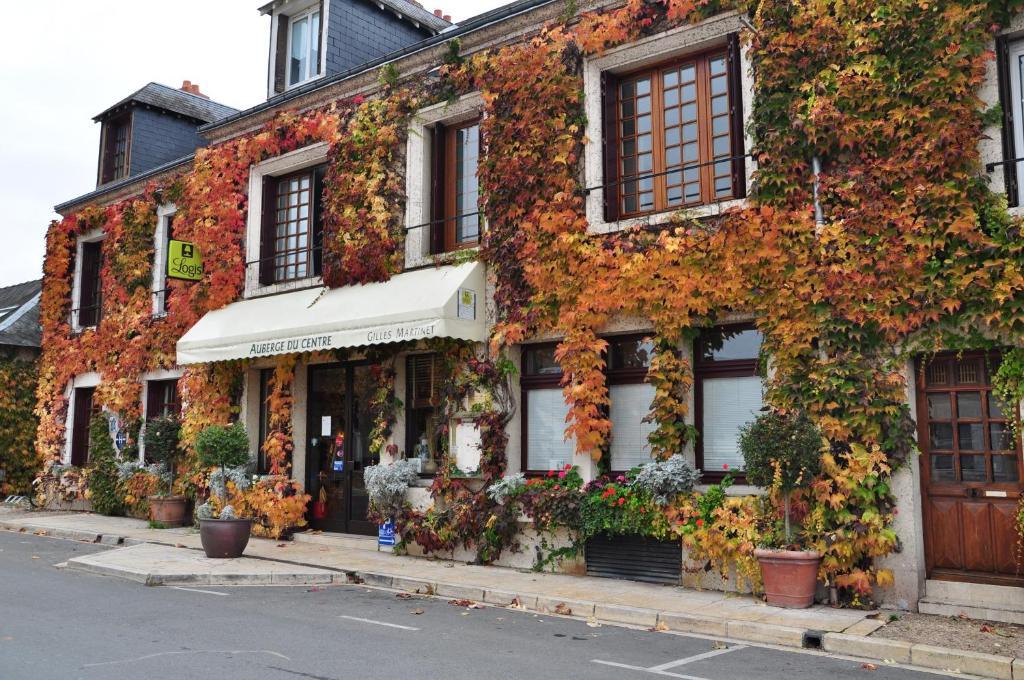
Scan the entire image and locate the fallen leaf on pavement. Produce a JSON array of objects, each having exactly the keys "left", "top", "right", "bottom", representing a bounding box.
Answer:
[
  {"left": 306, "top": 586, "right": 321, "bottom": 592},
  {"left": 411, "top": 608, "right": 424, "bottom": 615},
  {"left": 713, "top": 641, "right": 728, "bottom": 650},
  {"left": 461, "top": 612, "right": 469, "bottom": 616},
  {"left": 981, "top": 624, "right": 994, "bottom": 633},
  {"left": 651, "top": 621, "right": 669, "bottom": 632},
  {"left": 31, "top": 555, "right": 39, "bottom": 559},
  {"left": 553, "top": 603, "right": 572, "bottom": 616},
  {"left": 175, "top": 543, "right": 186, "bottom": 548},
  {"left": 861, "top": 663, "right": 877, "bottom": 671},
  {"left": 509, "top": 597, "right": 526, "bottom": 610},
  {"left": 276, "top": 543, "right": 287, "bottom": 548},
  {"left": 586, "top": 617, "right": 601, "bottom": 628},
  {"left": 396, "top": 592, "right": 414, "bottom": 600},
  {"left": 448, "top": 599, "right": 474, "bottom": 607}
]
